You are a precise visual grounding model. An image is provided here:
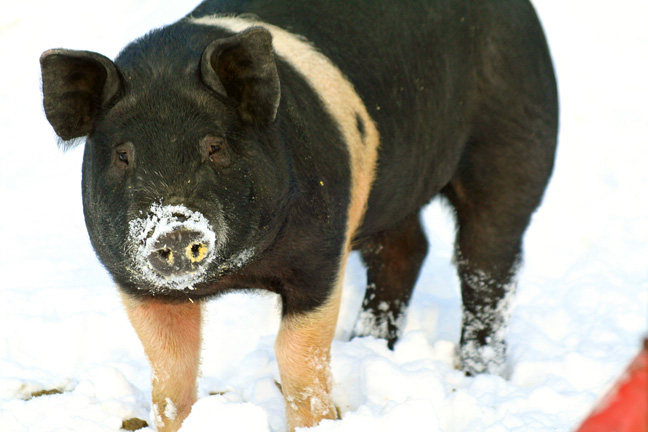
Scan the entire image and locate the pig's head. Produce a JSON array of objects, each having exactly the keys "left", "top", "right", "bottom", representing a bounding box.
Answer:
[{"left": 40, "top": 27, "right": 290, "bottom": 296}]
